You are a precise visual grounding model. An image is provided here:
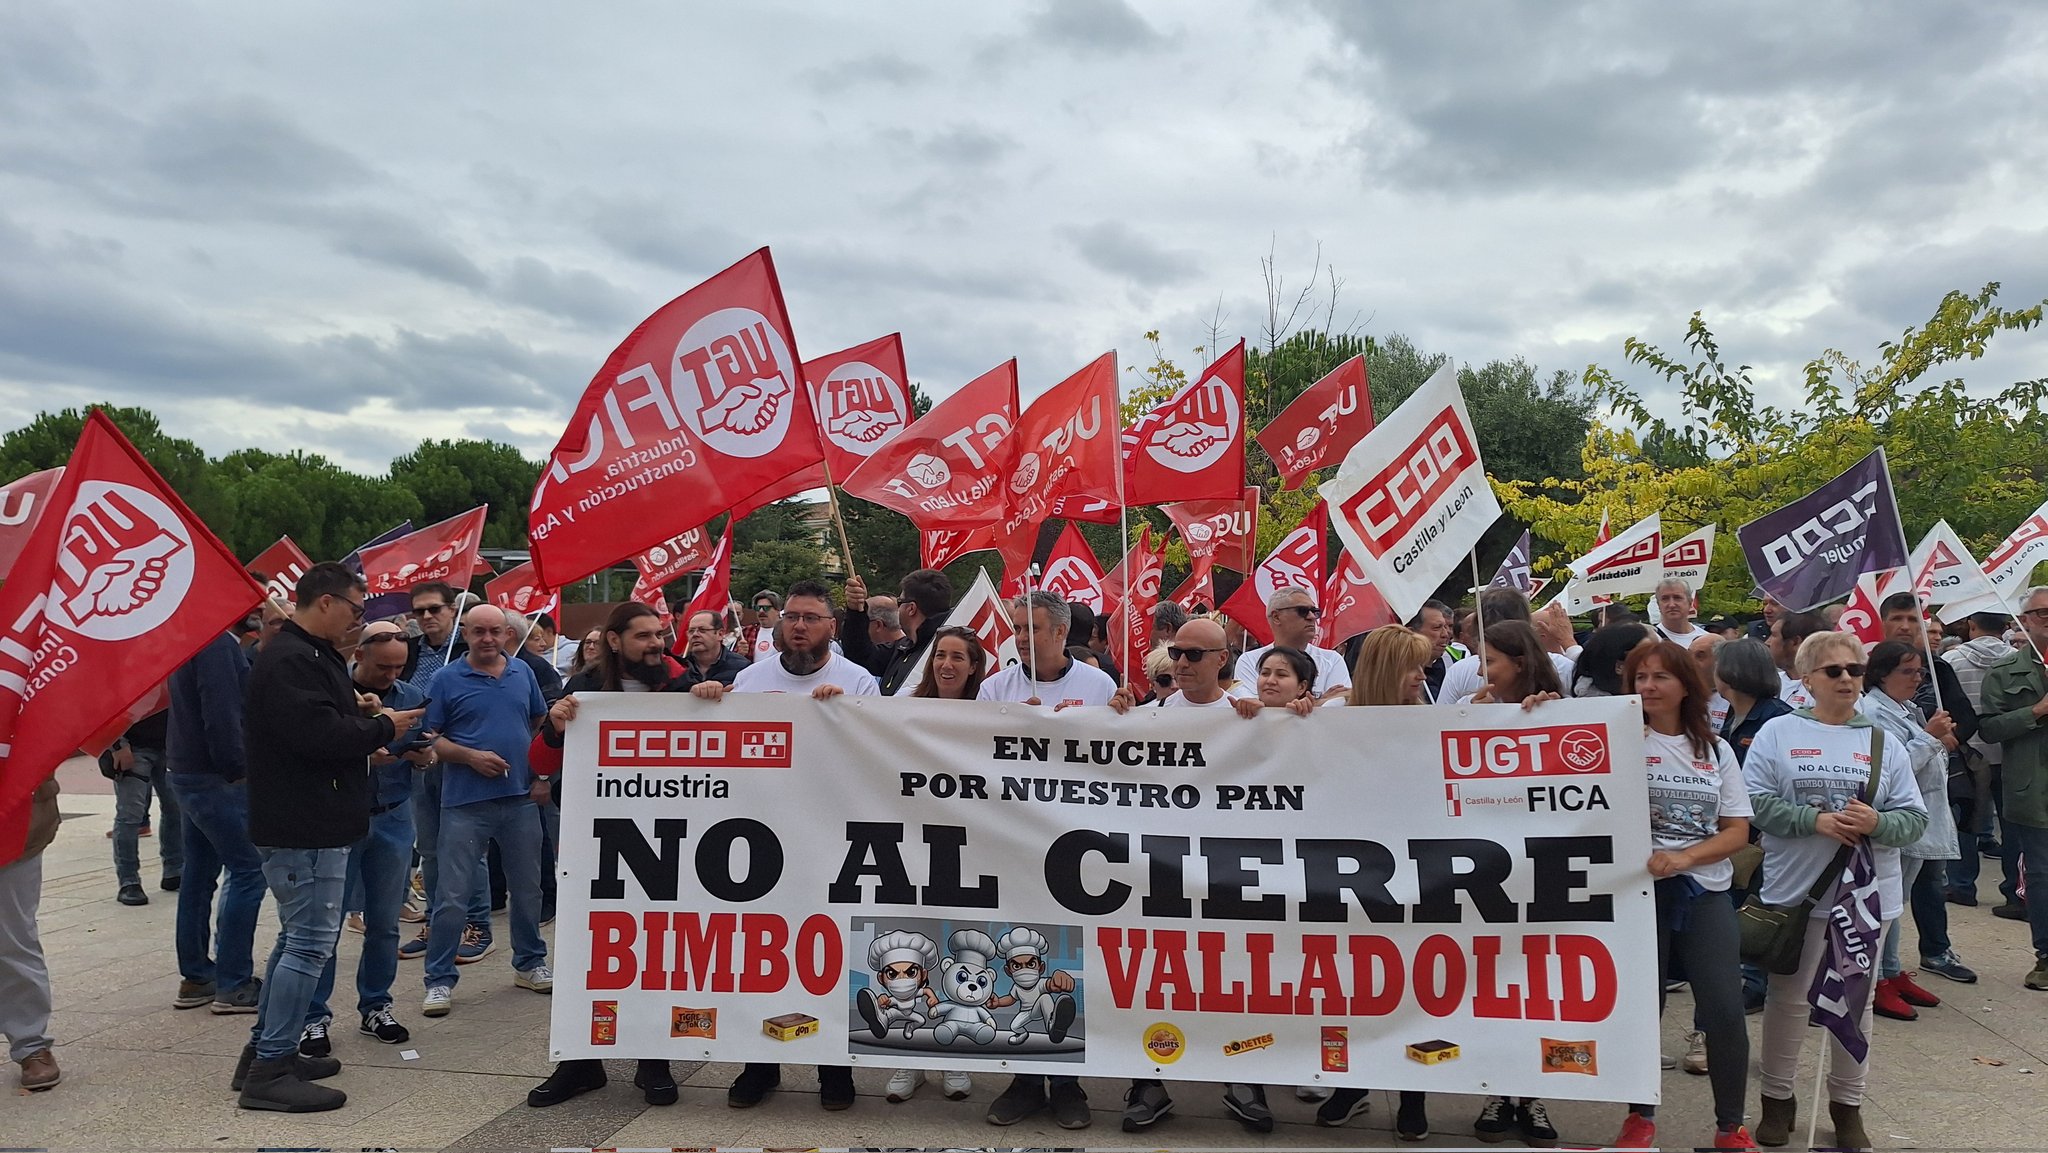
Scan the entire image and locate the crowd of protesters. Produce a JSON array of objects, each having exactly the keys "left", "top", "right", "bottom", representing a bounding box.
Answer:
[{"left": 7, "top": 554, "right": 2048, "bottom": 1153}]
